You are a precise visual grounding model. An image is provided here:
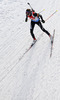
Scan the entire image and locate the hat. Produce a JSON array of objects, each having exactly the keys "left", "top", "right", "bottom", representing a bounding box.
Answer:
[{"left": 26, "top": 9, "right": 31, "bottom": 16}]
